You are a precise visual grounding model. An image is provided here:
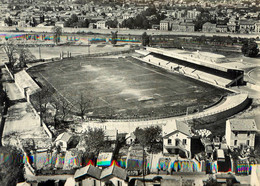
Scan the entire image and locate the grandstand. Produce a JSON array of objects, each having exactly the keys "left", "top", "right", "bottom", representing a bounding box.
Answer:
[{"left": 137, "top": 47, "right": 244, "bottom": 88}]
